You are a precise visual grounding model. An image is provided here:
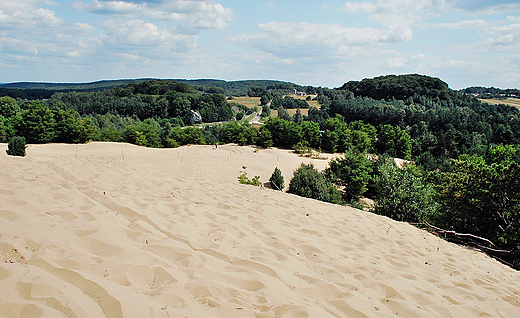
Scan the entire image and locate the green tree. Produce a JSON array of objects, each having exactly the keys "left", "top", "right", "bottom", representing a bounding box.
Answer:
[
  {"left": 18, "top": 101, "right": 57, "bottom": 144},
  {"left": 261, "top": 104, "right": 271, "bottom": 117},
  {"left": 288, "top": 163, "right": 332, "bottom": 203},
  {"left": 6, "top": 136, "right": 26, "bottom": 157},
  {"left": 327, "top": 148, "right": 372, "bottom": 199},
  {"left": 257, "top": 125, "right": 273, "bottom": 147},
  {"left": 0, "top": 120, "right": 5, "bottom": 142},
  {"left": 430, "top": 145, "right": 520, "bottom": 250},
  {"left": 293, "top": 108, "right": 304, "bottom": 124},
  {"left": 260, "top": 95, "right": 270, "bottom": 106},
  {"left": 0, "top": 96, "right": 20, "bottom": 118},
  {"left": 183, "top": 127, "right": 206, "bottom": 145},
  {"left": 167, "top": 93, "right": 192, "bottom": 125},
  {"left": 322, "top": 115, "right": 351, "bottom": 153},
  {"left": 375, "top": 124, "right": 412, "bottom": 159},
  {"left": 373, "top": 157, "right": 438, "bottom": 223},
  {"left": 124, "top": 120, "right": 162, "bottom": 147},
  {"left": 167, "top": 126, "right": 205, "bottom": 146},
  {"left": 54, "top": 109, "right": 97, "bottom": 143},
  {"left": 349, "top": 120, "right": 376, "bottom": 153},
  {"left": 277, "top": 107, "right": 292, "bottom": 121},
  {"left": 261, "top": 117, "right": 301, "bottom": 148},
  {"left": 269, "top": 167, "right": 284, "bottom": 191},
  {"left": 248, "top": 86, "right": 267, "bottom": 97},
  {"left": 300, "top": 121, "right": 321, "bottom": 149}
]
